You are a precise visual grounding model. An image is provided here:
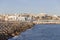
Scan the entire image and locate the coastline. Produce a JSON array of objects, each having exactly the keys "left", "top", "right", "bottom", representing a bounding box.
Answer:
[
  {"left": 33, "top": 21, "right": 60, "bottom": 24},
  {"left": 0, "top": 20, "right": 60, "bottom": 40}
]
